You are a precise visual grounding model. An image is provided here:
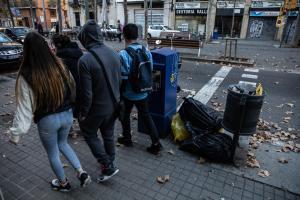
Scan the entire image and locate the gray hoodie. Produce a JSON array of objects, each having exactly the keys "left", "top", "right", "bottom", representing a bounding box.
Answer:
[{"left": 77, "top": 20, "right": 121, "bottom": 117}]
